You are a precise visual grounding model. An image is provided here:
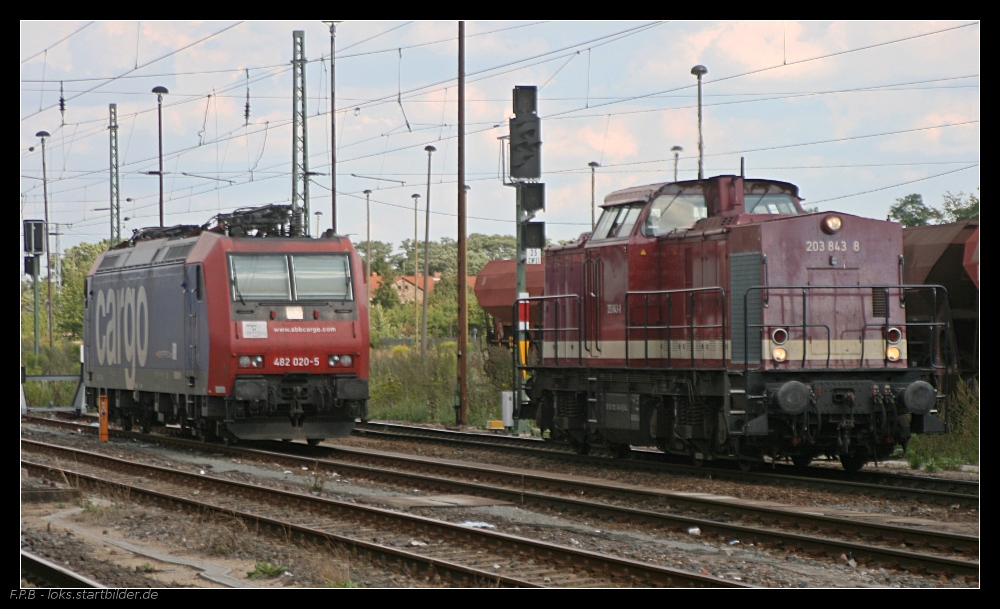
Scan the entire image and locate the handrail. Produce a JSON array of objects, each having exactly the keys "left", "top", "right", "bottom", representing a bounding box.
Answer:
[
  {"left": 740, "top": 284, "right": 952, "bottom": 374},
  {"left": 512, "top": 294, "right": 583, "bottom": 396},
  {"left": 624, "top": 287, "right": 726, "bottom": 368}
]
